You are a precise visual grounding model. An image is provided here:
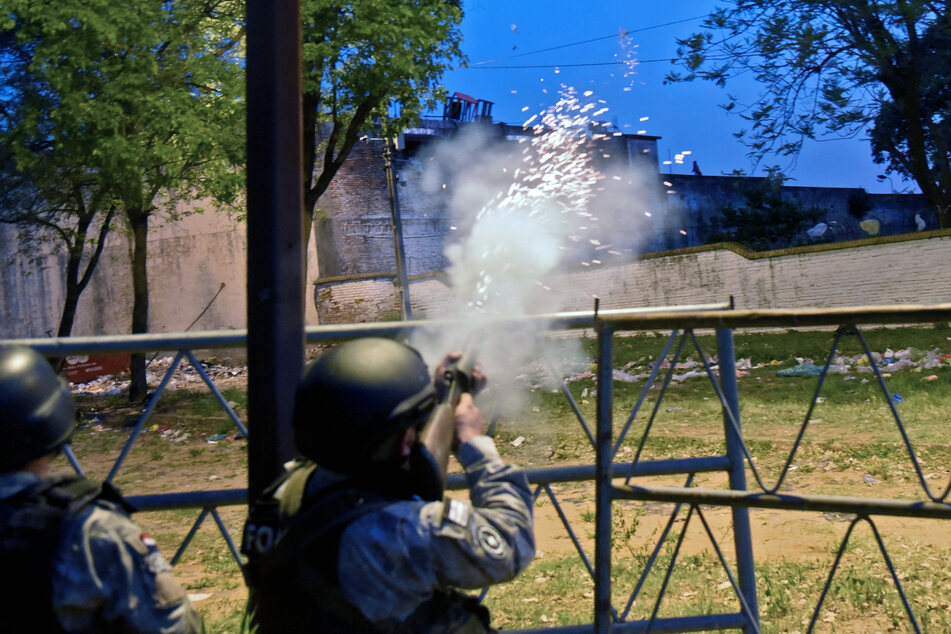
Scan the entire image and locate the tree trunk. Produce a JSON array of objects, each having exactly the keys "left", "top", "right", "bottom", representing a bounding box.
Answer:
[
  {"left": 57, "top": 253, "right": 83, "bottom": 338},
  {"left": 50, "top": 263, "right": 83, "bottom": 374},
  {"left": 128, "top": 207, "right": 150, "bottom": 403}
]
